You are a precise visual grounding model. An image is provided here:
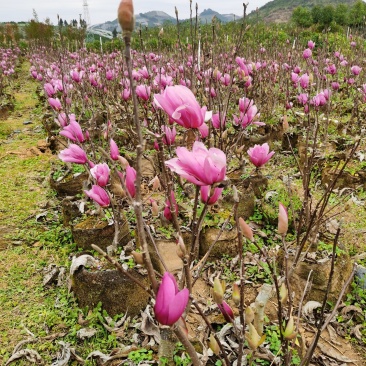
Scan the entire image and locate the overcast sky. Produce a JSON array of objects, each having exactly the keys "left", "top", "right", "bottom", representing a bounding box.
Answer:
[{"left": 1, "top": 0, "right": 270, "bottom": 25}]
